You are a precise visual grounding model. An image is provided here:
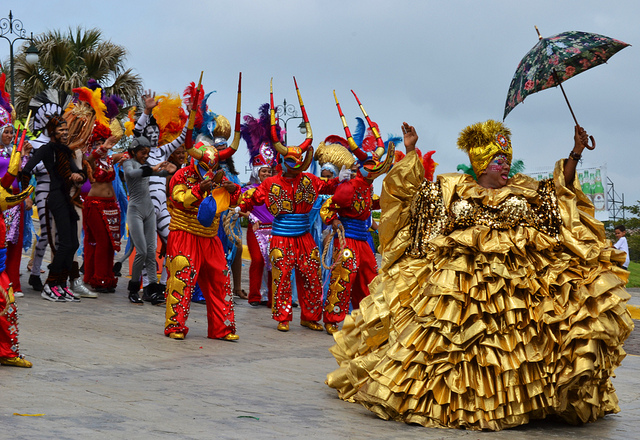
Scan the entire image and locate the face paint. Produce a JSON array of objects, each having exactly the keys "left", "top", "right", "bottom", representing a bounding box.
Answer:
[{"left": 487, "top": 154, "right": 510, "bottom": 172}]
